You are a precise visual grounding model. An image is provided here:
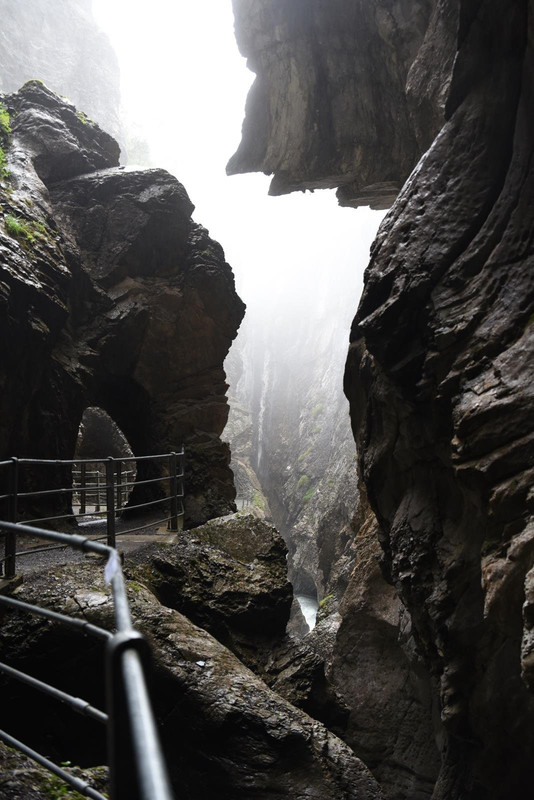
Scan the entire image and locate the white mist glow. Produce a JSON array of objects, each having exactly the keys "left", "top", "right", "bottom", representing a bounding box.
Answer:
[{"left": 92, "top": 0, "right": 385, "bottom": 316}]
